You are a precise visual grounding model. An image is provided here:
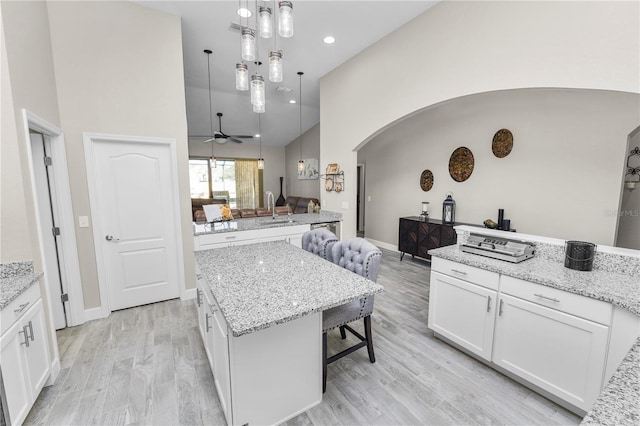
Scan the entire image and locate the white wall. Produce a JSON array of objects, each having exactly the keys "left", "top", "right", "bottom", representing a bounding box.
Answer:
[
  {"left": 358, "top": 89, "right": 640, "bottom": 246},
  {"left": 616, "top": 129, "right": 640, "bottom": 249},
  {"left": 45, "top": 1, "right": 192, "bottom": 307},
  {"left": 321, "top": 0, "right": 640, "bottom": 239},
  {"left": 284, "top": 124, "right": 321, "bottom": 200},
  {"left": 188, "top": 139, "right": 286, "bottom": 205}
]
